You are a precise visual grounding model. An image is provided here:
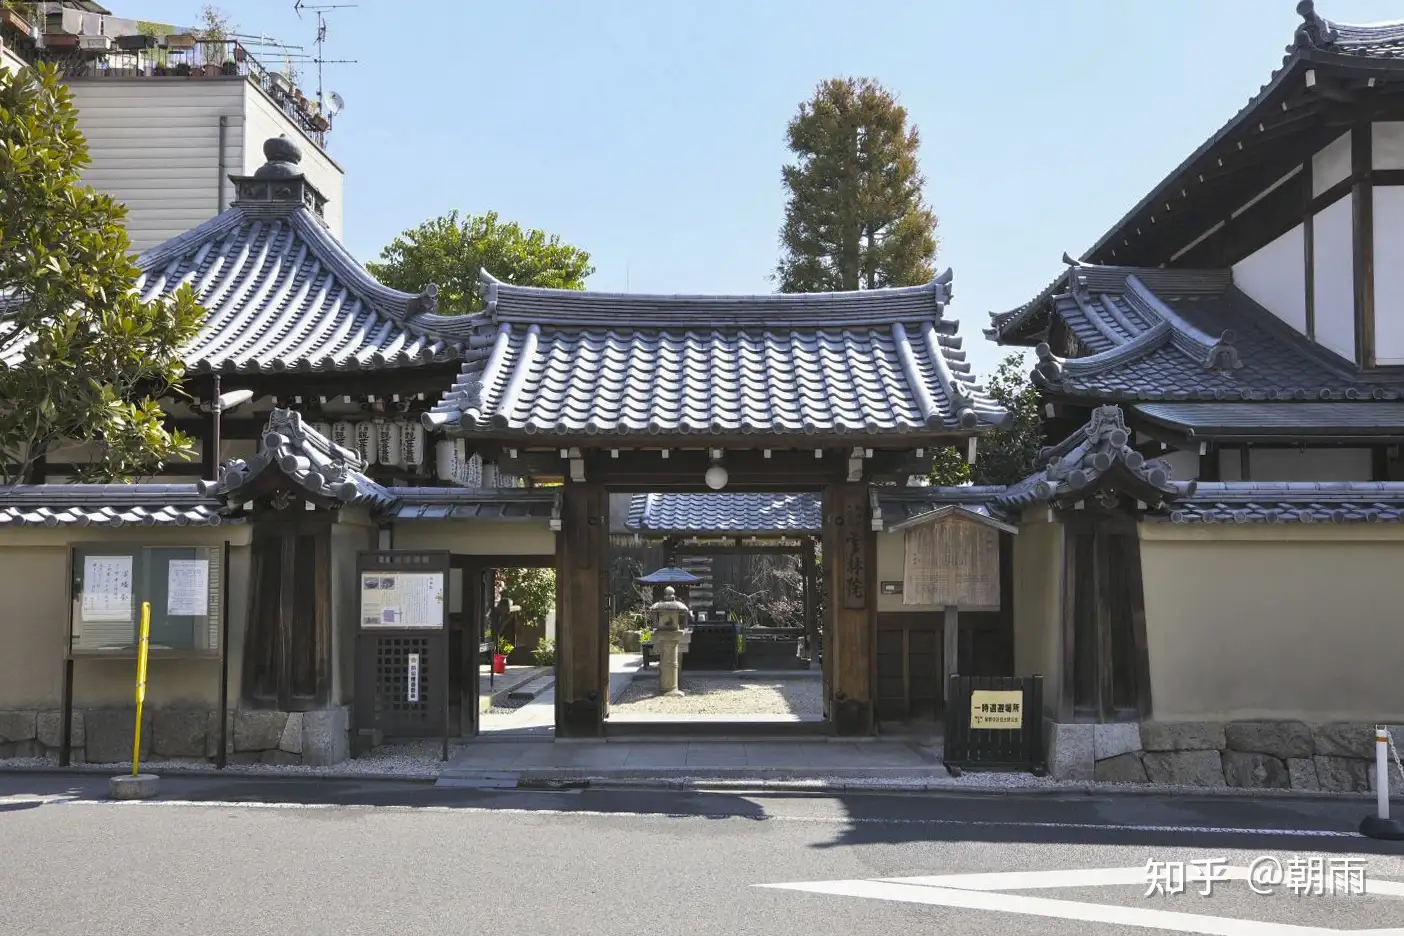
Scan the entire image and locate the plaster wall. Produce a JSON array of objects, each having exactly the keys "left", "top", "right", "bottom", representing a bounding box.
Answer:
[
  {"left": 1374, "top": 186, "right": 1404, "bottom": 364},
  {"left": 1011, "top": 511, "right": 1062, "bottom": 717},
  {"left": 0, "top": 526, "right": 250, "bottom": 710},
  {"left": 1138, "top": 523, "right": 1404, "bottom": 722},
  {"left": 1232, "top": 222, "right": 1307, "bottom": 334},
  {"left": 1312, "top": 194, "right": 1356, "bottom": 361},
  {"left": 390, "top": 520, "right": 555, "bottom": 556}
]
